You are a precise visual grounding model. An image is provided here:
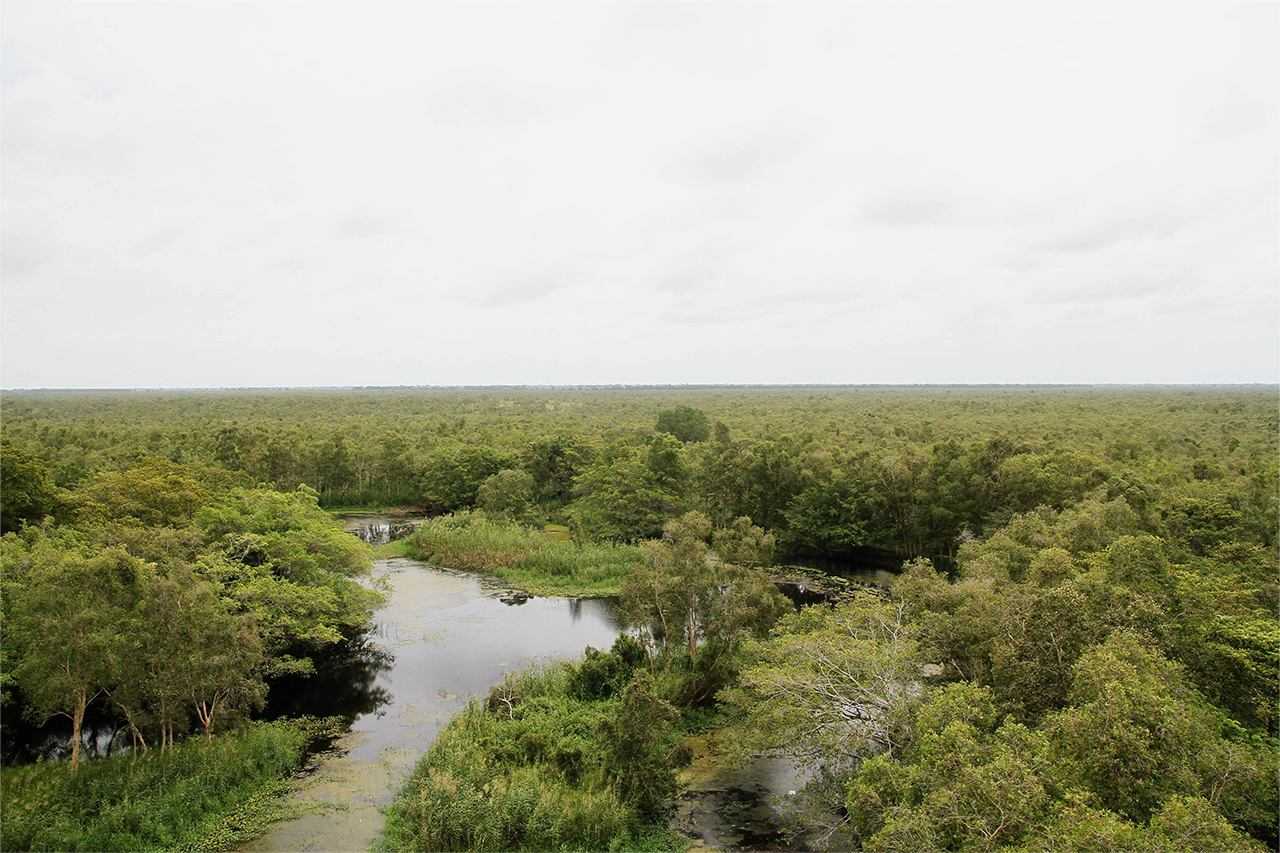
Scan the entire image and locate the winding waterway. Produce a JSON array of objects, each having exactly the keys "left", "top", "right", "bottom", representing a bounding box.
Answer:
[
  {"left": 239, "top": 549, "right": 620, "bottom": 852},
  {"left": 241, "top": 516, "right": 838, "bottom": 852}
]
